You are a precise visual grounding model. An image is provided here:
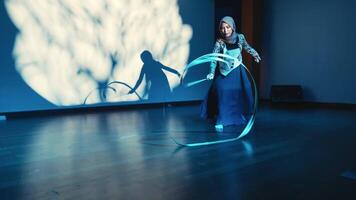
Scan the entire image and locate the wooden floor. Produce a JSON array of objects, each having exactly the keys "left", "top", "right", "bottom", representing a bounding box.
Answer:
[{"left": 0, "top": 102, "right": 355, "bottom": 200}]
